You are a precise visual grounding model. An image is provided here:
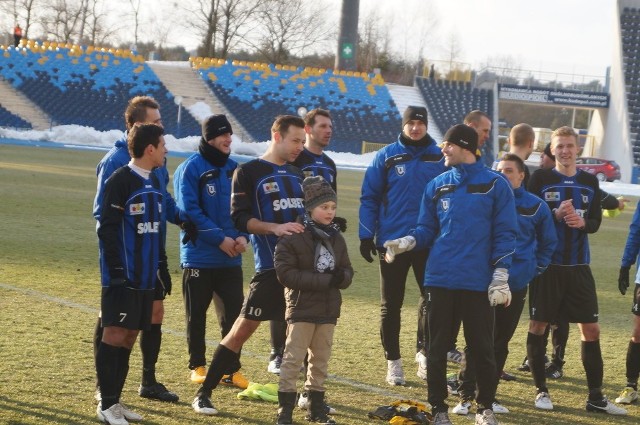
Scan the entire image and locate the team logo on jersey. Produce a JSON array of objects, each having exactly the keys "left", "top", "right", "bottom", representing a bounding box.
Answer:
[
  {"left": 207, "top": 184, "right": 216, "bottom": 196},
  {"left": 303, "top": 170, "right": 314, "bottom": 178},
  {"left": 582, "top": 194, "right": 588, "bottom": 204},
  {"left": 544, "top": 192, "right": 560, "bottom": 202},
  {"left": 263, "top": 182, "right": 280, "bottom": 194},
  {"left": 441, "top": 198, "right": 450, "bottom": 211},
  {"left": 129, "top": 203, "right": 145, "bottom": 215},
  {"left": 395, "top": 164, "right": 405, "bottom": 176}
]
